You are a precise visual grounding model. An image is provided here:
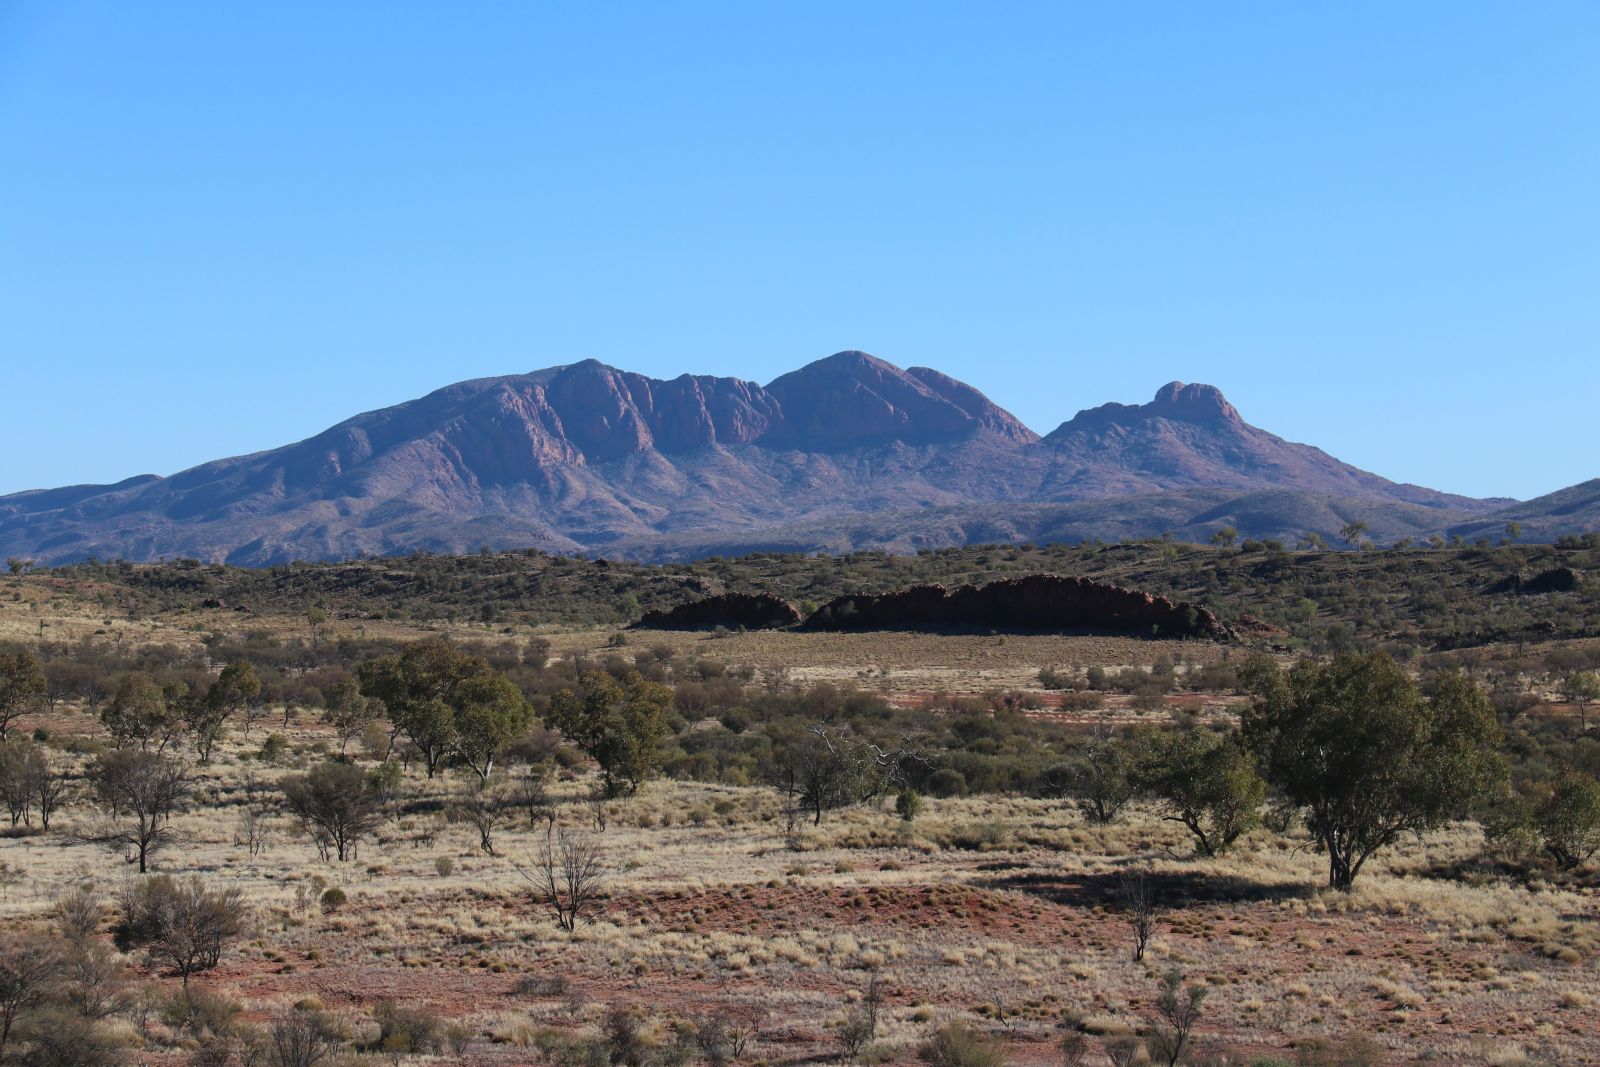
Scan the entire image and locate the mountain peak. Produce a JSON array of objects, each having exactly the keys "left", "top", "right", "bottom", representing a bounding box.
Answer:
[
  {"left": 1147, "top": 381, "right": 1239, "bottom": 422},
  {"left": 0, "top": 354, "right": 1513, "bottom": 567},
  {"left": 763, "top": 351, "right": 1000, "bottom": 448},
  {"left": 1052, "top": 381, "right": 1242, "bottom": 432}
]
